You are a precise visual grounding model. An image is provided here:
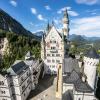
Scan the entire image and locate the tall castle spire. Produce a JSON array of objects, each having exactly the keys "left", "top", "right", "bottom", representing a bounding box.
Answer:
[
  {"left": 46, "top": 21, "right": 51, "bottom": 34},
  {"left": 62, "top": 9, "right": 69, "bottom": 38}
]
